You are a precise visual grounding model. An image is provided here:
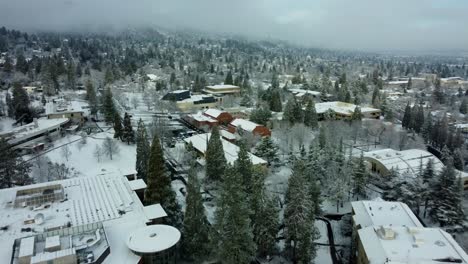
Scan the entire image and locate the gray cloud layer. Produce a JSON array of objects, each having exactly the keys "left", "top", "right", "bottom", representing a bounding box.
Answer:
[{"left": 1, "top": 0, "right": 467, "bottom": 51}]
